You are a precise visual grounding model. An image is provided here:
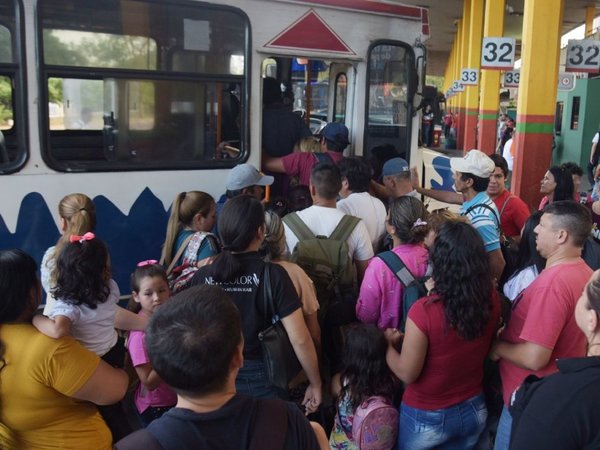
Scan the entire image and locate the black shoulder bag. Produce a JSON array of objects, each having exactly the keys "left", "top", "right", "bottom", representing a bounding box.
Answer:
[{"left": 257, "top": 263, "right": 302, "bottom": 391}]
